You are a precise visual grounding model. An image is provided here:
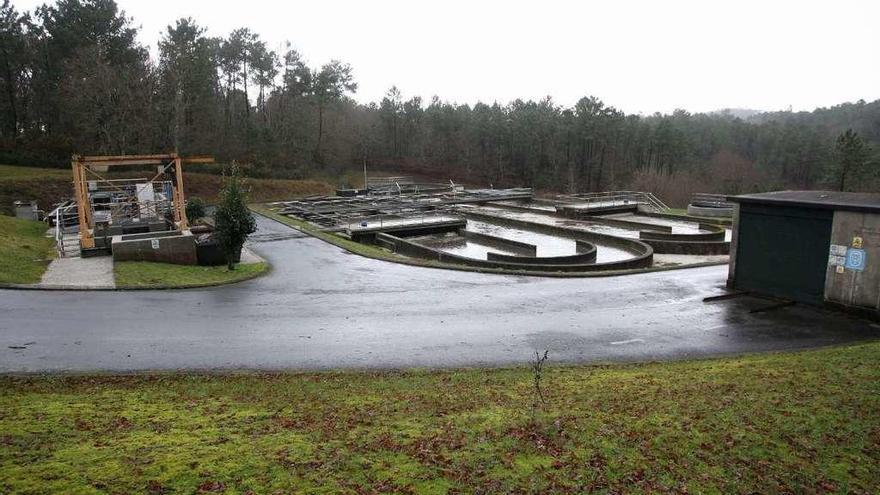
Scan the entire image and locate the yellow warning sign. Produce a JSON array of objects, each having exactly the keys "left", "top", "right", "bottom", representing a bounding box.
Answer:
[{"left": 853, "top": 236, "right": 863, "bottom": 249}]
